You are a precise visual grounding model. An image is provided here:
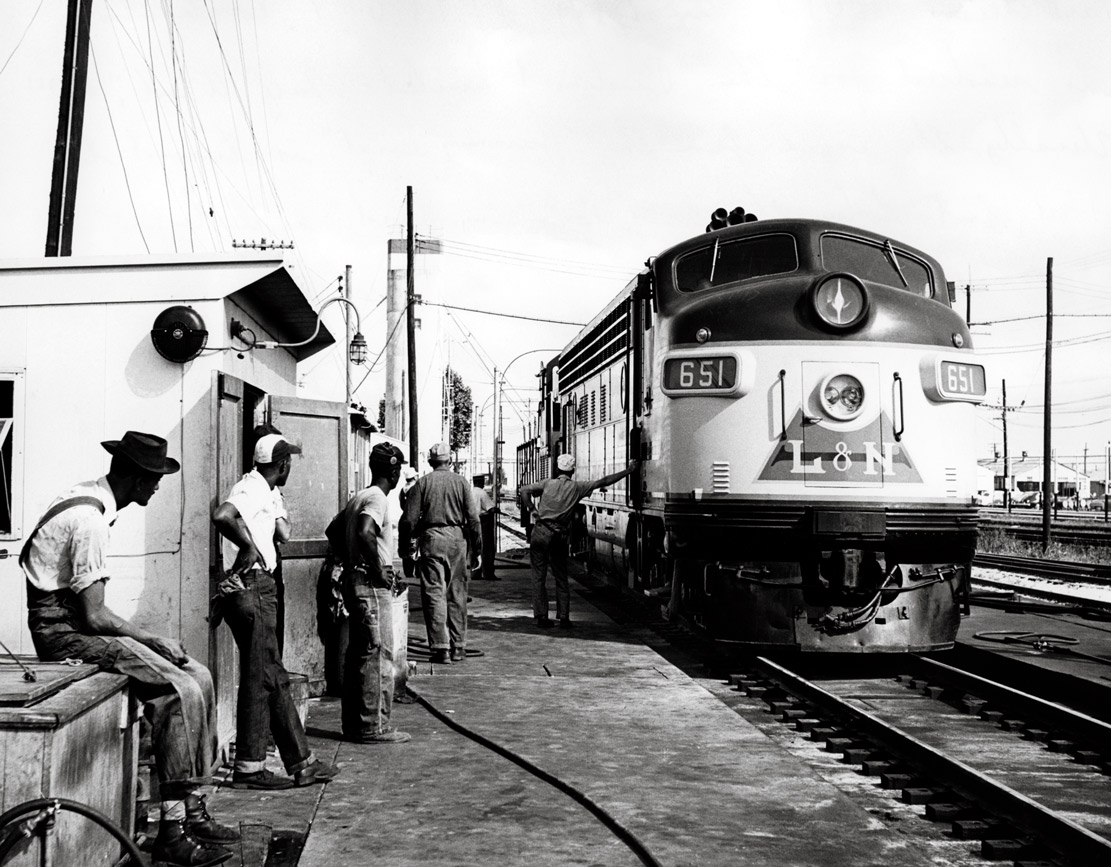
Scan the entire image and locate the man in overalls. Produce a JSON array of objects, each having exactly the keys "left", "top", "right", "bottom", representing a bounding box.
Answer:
[{"left": 22, "top": 431, "right": 238, "bottom": 867}]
